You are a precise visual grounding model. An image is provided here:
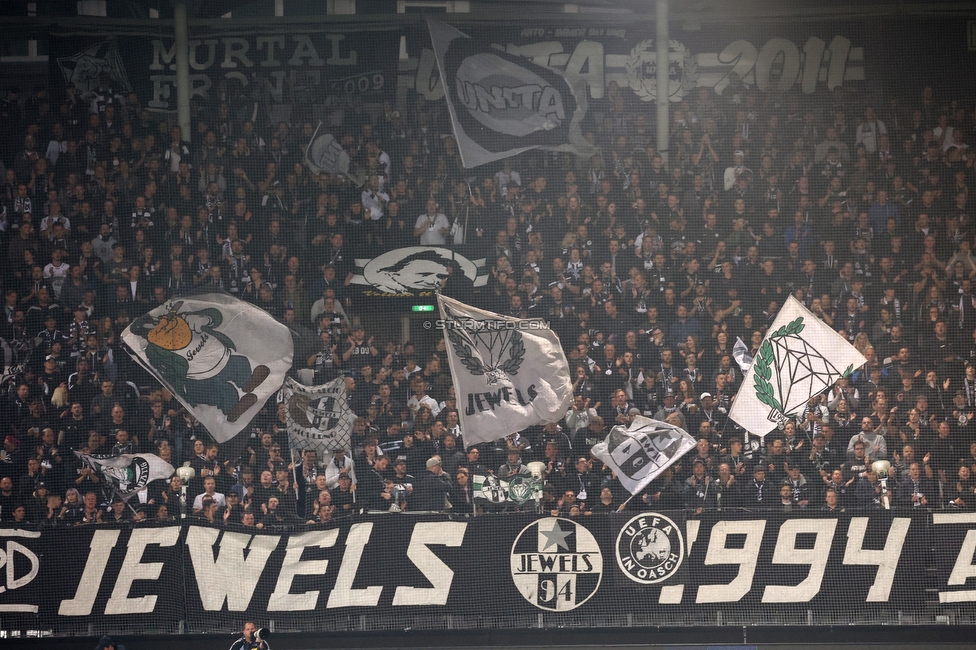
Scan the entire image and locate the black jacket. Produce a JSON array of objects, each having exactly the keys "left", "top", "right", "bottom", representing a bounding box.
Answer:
[{"left": 415, "top": 469, "right": 452, "bottom": 511}]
